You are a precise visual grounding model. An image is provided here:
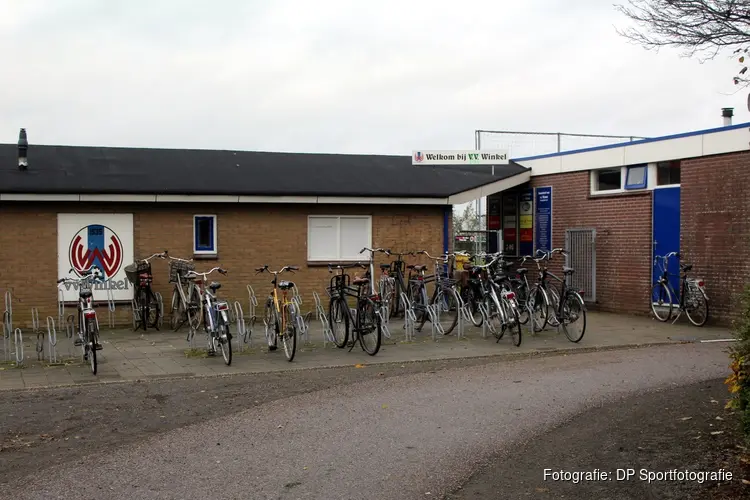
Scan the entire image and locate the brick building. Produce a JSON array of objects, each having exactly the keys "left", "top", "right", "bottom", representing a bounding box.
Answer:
[
  {"left": 0, "top": 139, "right": 529, "bottom": 327},
  {"left": 486, "top": 120, "right": 750, "bottom": 325}
]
